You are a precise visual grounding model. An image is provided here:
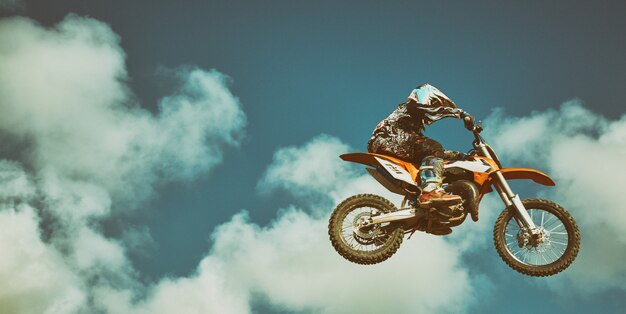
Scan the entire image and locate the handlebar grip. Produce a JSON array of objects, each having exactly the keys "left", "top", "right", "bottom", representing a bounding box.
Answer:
[{"left": 463, "top": 116, "right": 474, "bottom": 131}]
